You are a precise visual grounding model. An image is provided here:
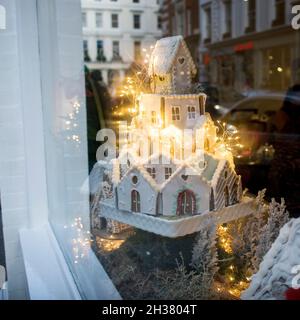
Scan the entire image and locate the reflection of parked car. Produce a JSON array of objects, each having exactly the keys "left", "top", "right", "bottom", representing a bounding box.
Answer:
[
  {"left": 222, "top": 92, "right": 300, "bottom": 196},
  {"left": 223, "top": 93, "right": 291, "bottom": 161}
]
